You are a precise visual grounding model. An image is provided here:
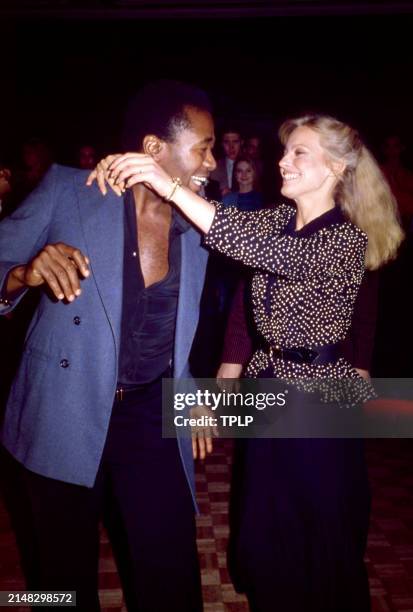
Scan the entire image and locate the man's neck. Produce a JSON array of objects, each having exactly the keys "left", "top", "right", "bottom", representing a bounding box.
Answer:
[{"left": 132, "top": 184, "right": 172, "bottom": 220}]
